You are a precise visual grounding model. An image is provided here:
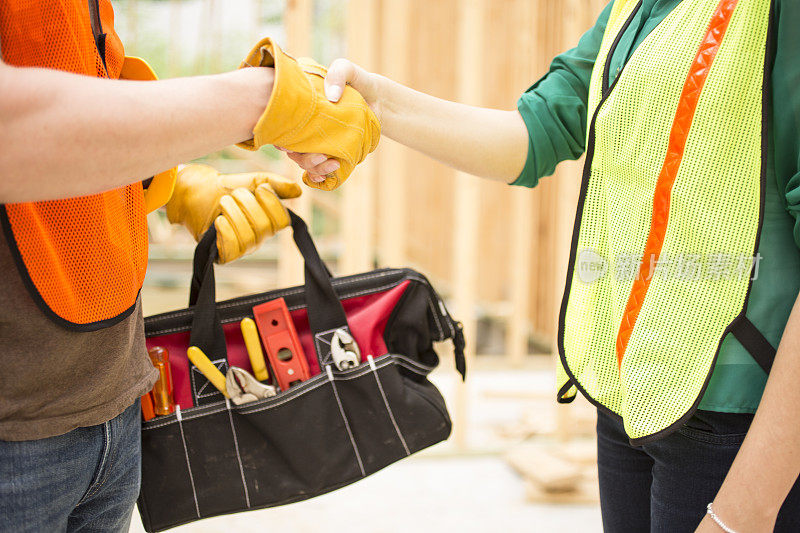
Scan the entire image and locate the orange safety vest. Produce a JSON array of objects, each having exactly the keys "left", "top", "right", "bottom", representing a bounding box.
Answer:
[{"left": 0, "top": 0, "right": 149, "bottom": 330}]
